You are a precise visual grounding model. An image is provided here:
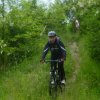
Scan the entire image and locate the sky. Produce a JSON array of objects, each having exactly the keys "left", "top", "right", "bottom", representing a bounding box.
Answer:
[
  {"left": 38, "top": 0, "right": 55, "bottom": 6},
  {"left": 0, "top": 0, "right": 55, "bottom": 10},
  {"left": 0, "top": 0, "right": 55, "bottom": 6}
]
